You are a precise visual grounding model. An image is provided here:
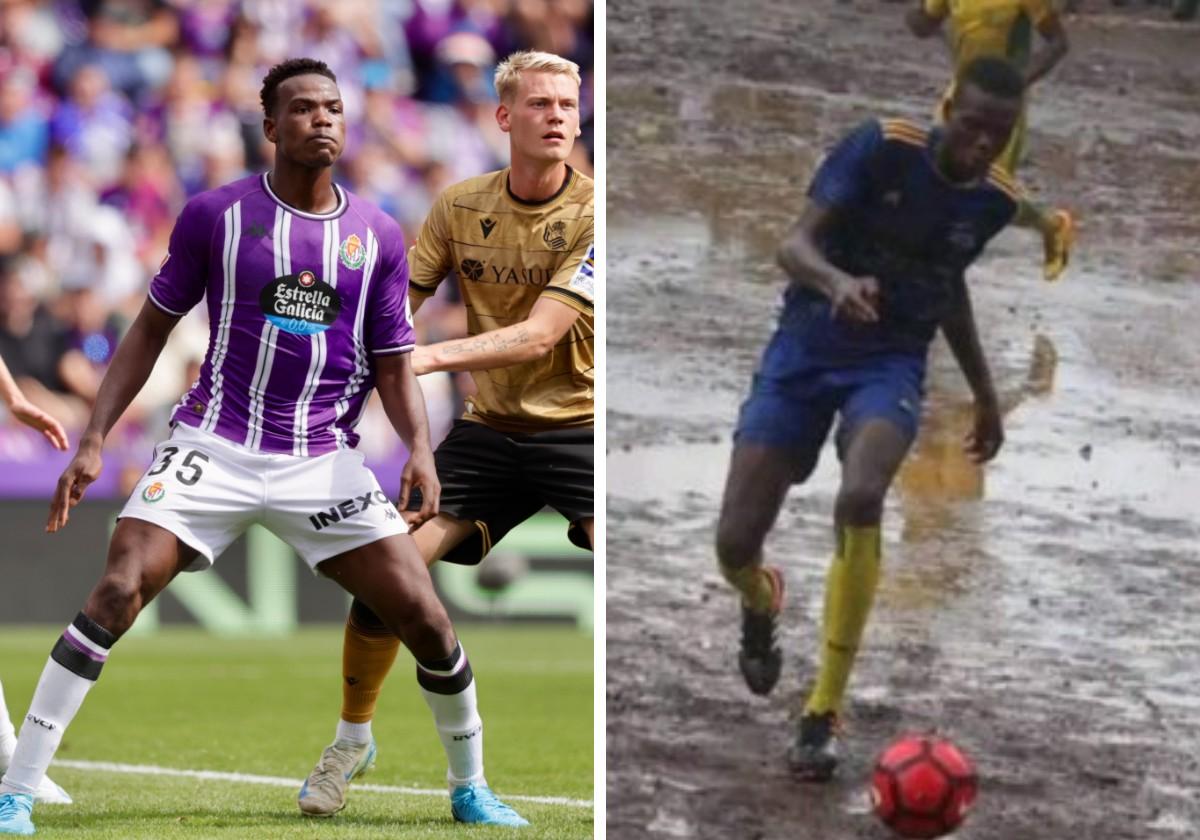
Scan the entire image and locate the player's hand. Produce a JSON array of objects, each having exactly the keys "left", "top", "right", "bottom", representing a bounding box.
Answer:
[
  {"left": 398, "top": 444, "right": 440, "bottom": 528},
  {"left": 965, "top": 400, "right": 1004, "bottom": 463},
  {"left": 830, "top": 275, "right": 880, "bottom": 323},
  {"left": 410, "top": 346, "right": 432, "bottom": 376},
  {"left": 1042, "top": 209, "right": 1075, "bottom": 283},
  {"left": 9, "top": 397, "right": 69, "bottom": 450},
  {"left": 47, "top": 439, "right": 103, "bottom": 533}
]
